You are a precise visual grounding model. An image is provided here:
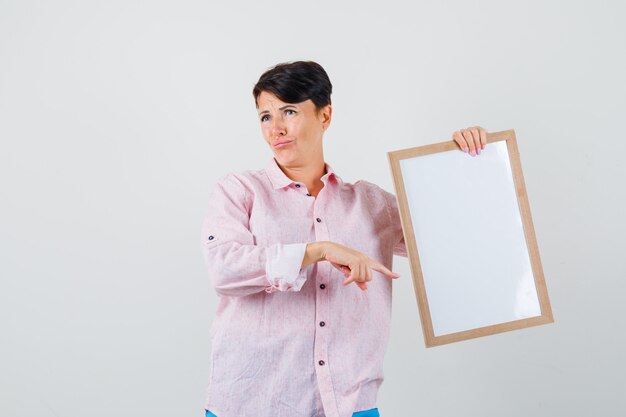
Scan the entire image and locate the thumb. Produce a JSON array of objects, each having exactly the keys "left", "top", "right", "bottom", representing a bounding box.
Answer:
[
  {"left": 343, "top": 266, "right": 359, "bottom": 285},
  {"left": 330, "top": 262, "right": 351, "bottom": 278}
]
